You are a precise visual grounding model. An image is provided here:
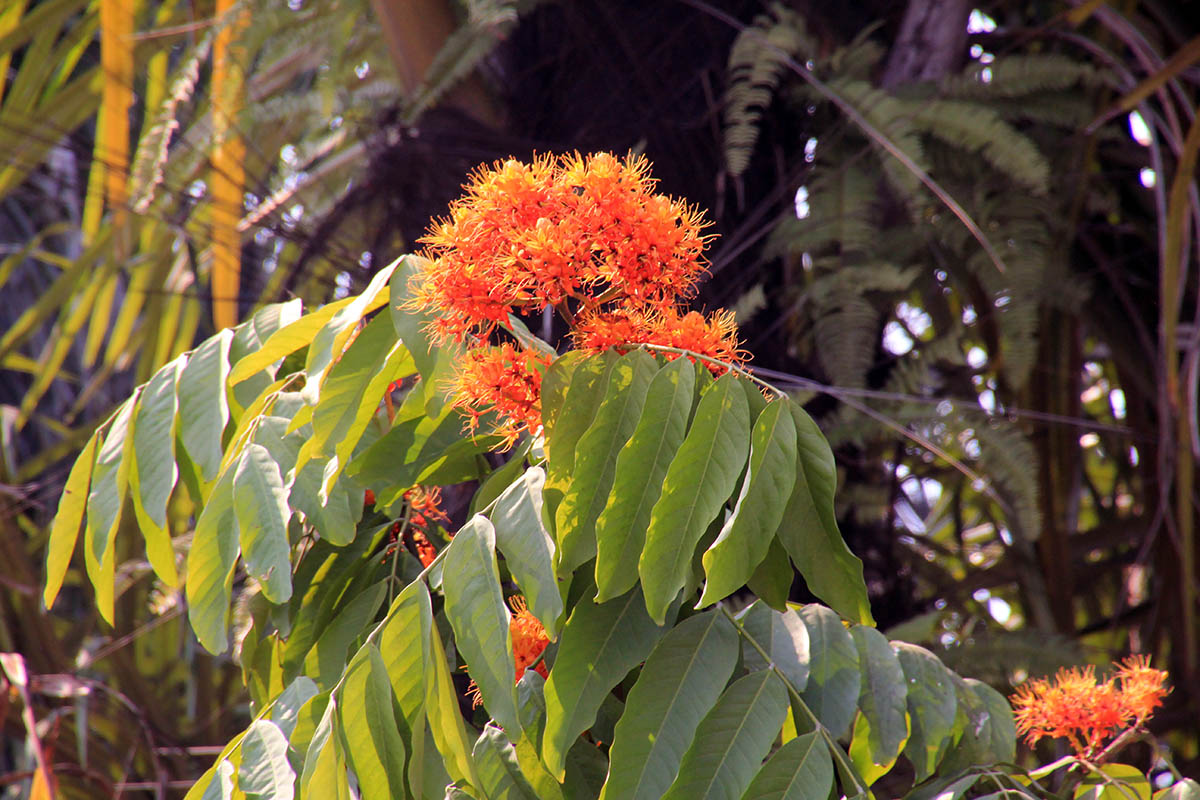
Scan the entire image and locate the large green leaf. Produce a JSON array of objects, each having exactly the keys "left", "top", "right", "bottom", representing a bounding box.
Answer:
[
  {"left": 938, "top": 673, "right": 993, "bottom": 776},
  {"left": 849, "top": 626, "right": 908, "bottom": 774},
  {"left": 639, "top": 372, "right": 751, "bottom": 623},
  {"left": 443, "top": 515, "right": 521, "bottom": 735},
  {"left": 338, "top": 645, "right": 408, "bottom": 800},
  {"left": 600, "top": 610, "right": 739, "bottom": 800},
  {"left": 389, "top": 254, "right": 438, "bottom": 380},
  {"left": 302, "top": 263, "right": 395, "bottom": 403},
  {"left": 661, "top": 670, "right": 789, "bottom": 800},
  {"left": 304, "top": 580, "right": 387, "bottom": 690},
  {"left": 239, "top": 720, "right": 295, "bottom": 800},
  {"left": 739, "top": 732, "right": 832, "bottom": 800},
  {"left": 542, "top": 587, "right": 667, "bottom": 779},
  {"left": 797, "top": 604, "right": 860, "bottom": 738},
  {"left": 473, "top": 724, "right": 540, "bottom": 800},
  {"left": 699, "top": 400, "right": 797, "bottom": 605},
  {"left": 593, "top": 356, "right": 695, "bottom": 602},
  {"left": 84, "top": 393, "right": 137, "bottom": 622},
  {"left": 185, "top": 458, "right": 238, "bottom": 655},
  {"left": 542, "top": 352, "right": 618, "bottom": 527},
  {"left": 967, "top": 678, "right": 1016, "bottom": 763},
  {"left": 746, "top": 537, "right": 792, "bottom": 611},
  {"left": 129, "top": 353, "right": 185, "bottom": 587},
  {"left": 43, "top": 427, "right": 99, "bottom": 608},
  {"left": 555, "top": 350, "right": 658, "bottom": 575},
  {"left": 233, "top": 443, "right": 293, "bottom": 604},
  {"left": 300, "top": 699, "right": 353, "bottom": 799},
  {"left": 737, "top": 601, "right": 810, "bottom": 693},
  {"left": 894, "top": 643, "right": 958, "bottom": 781},
  {"left": 491, "top": 466, "right": 563, "bottom": 637},
  {"left": 177, "top": 328, "right": 234, "bottom": 482},
  {"left": 227, "top": 296, "right": 355, "bottom": 386},
  {"left": 299, "top": 311, "right": 414, "bottom": 497},
  {"left": 425, "top": 607, "right": 481, "bottom": 789},
  {"left": 777, "top": 400, "right": 873, "bottom": 625}
]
